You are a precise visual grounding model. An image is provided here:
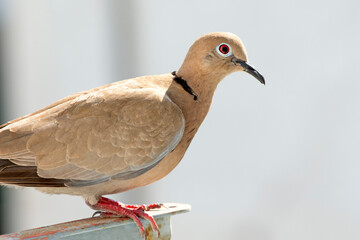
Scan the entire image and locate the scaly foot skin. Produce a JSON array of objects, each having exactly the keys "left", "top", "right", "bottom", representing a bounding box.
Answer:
[{"left": 87, "top": 197, "right": 162, "bottom": 238}]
